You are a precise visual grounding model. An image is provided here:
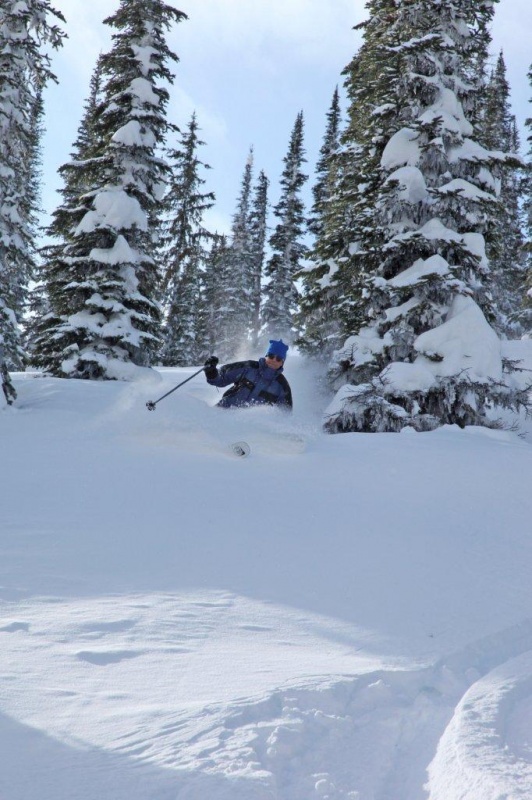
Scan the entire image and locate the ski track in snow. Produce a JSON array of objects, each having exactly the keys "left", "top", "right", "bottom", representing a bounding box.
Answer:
[{"left": 2, "top": 358, "right": 532, "bottom": 799}]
